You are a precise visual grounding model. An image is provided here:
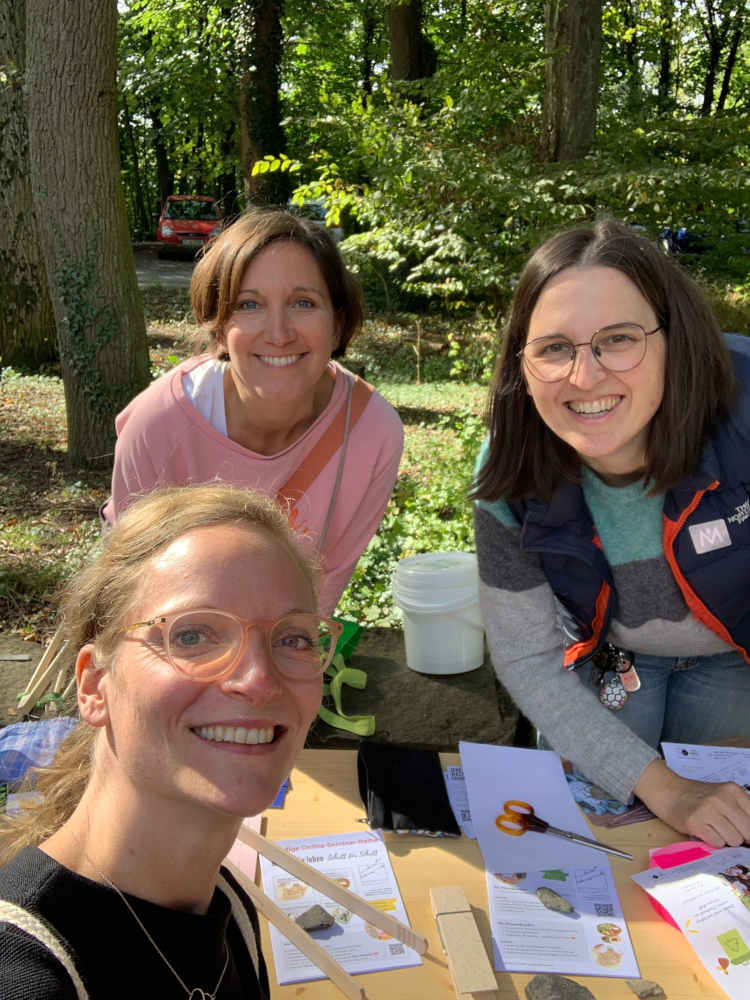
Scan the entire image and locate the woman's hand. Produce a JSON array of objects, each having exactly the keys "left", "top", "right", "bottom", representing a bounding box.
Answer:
[{"left": 634, "top": 759, "right": 750, "bottom": 847}]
